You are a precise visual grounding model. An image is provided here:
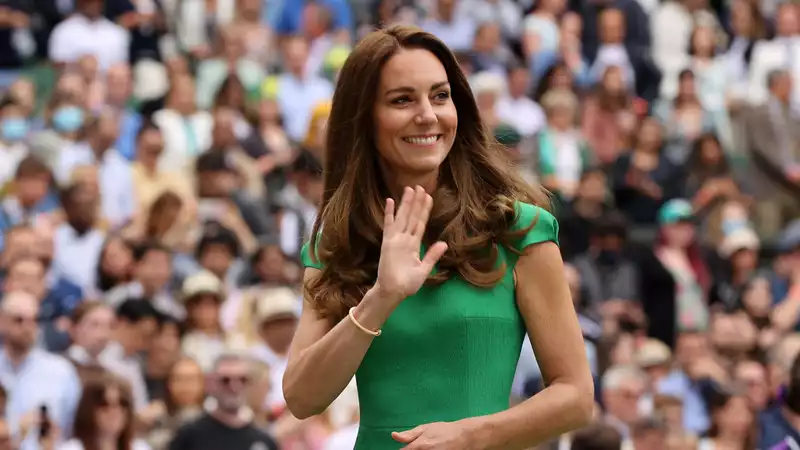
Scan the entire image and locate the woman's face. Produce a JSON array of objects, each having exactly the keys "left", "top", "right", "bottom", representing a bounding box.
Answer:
[
  {"left": 637, "top": 119, "right": 662, "bottom": 151},
  {"left": 548, "top": 105, "right": 575, "bottom": 130},
  {"left": 74, "top": 306, "right": 114, "bottom": 355},
  {"left": 168, "top": 359, "right": 205, "bottom": 408},
  {"left": 691, "top": 26, "right": 716, "bottom": 57},
  {"left": 715, "top": 396, "right": 753, "bottom": 436},
  {"left": 602, "top": 67, "right": 624, "bottom": 94},
  {"left": 663, "top": 221, "right": 696, "bottom": 248},
  {"left": 373, "top": 48, "right": 458, "bottom": 178},
  {"left": 170, "top": 80, "right": 196, "bottom": 113},
  {"left": 102, "top": 239, "right": 133, "bottom": 278},
  {"left": 742, "top": 278, "right": 772, "bottom": 317},
  {"left": 259, "top": 99, "right": 280, "bottom": 124},
  {"left": 550, "top": 66, "right": 573, "bottom": 90},
  {"left": 700, "top": 138, "right": 722, "bottom": 166},
  {"left": 678, "top": 74, "right": 697, "bottom": 98},
  {"left": 94, "top": 387, "right": 129, "bottom": 436},
  {"left": 257, "top": 246, "right": 285, "bottom": 282},
  {"left": 731, "top": 248, "right": 758, "bottom": 272},
  {"left": 188, "top": 295, "right": 220, "bottom": 330}
]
